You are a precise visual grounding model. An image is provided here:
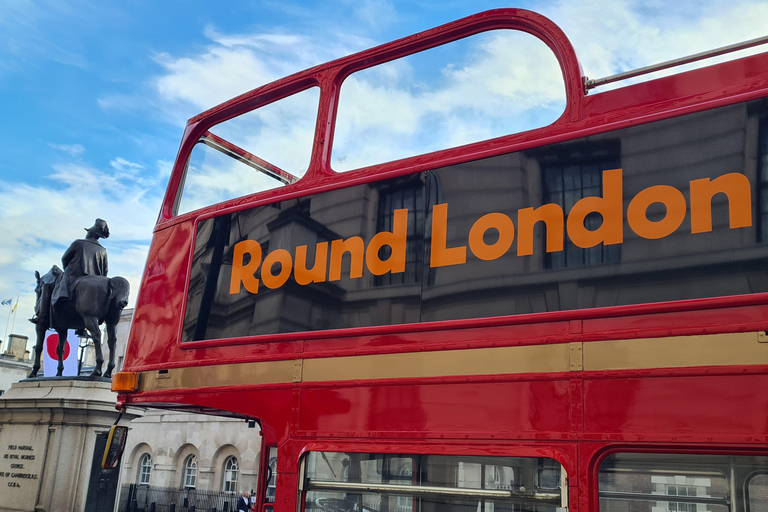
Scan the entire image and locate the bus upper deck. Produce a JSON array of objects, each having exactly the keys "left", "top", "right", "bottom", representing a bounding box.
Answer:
[{"left": 113, "top": 9, "right": 768, "bottom": 512}]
